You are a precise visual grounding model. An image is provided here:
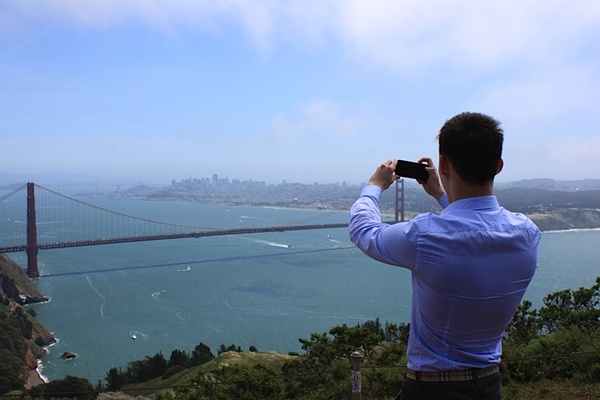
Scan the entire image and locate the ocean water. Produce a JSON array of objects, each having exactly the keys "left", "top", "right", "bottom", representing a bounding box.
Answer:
[{"left": 9, "top": 197, "right": 600, "bottom": 384}]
